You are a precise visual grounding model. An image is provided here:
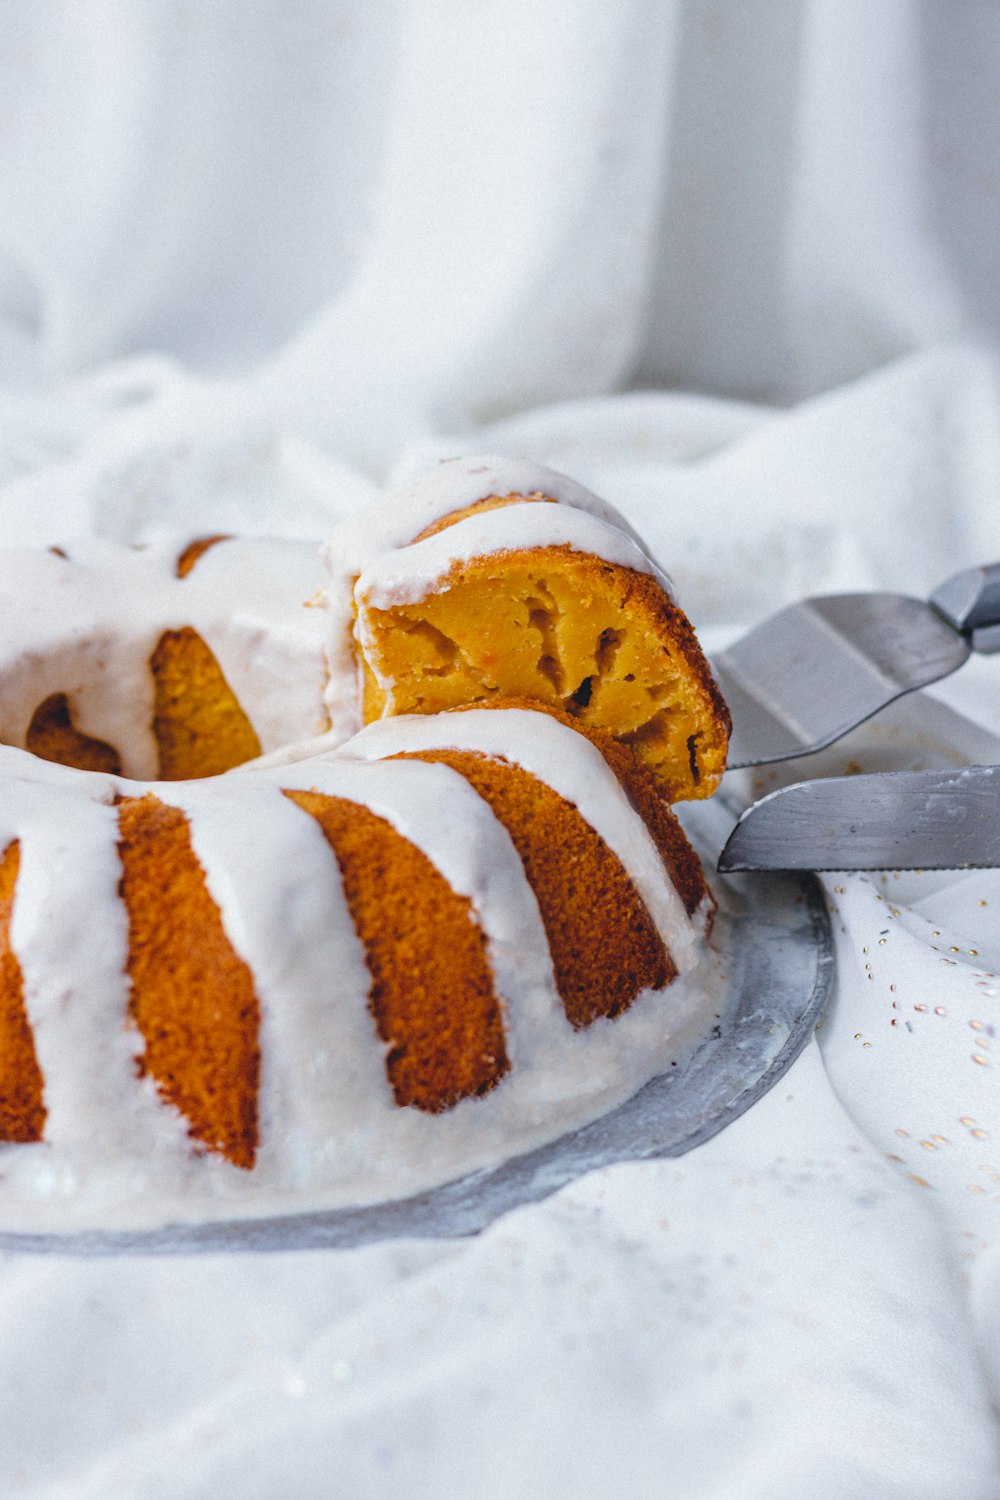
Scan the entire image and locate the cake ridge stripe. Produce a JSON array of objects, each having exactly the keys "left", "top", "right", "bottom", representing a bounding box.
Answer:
[
  {"left": 410, "top": 491, "right": 555, "bottom": 543},
  {"left": 399, "top": 748, "right": 676, "bottom": 1028},
  {"left": 286, "top": 788, "right": 509, "bottom": 1112},
  {"left": 175, "top": 534, "right": 231, "bottom": 579},
  {"left": 449, "top": 699, "right": 712, "bottom": 921},
  {"left": 2, "top": 783, "right": 184, "bottom": 1166},
  {"left": 25, "top": 692, "right": 123, "bottom": 775},
  {"left": 163, "top": 780, "right": 391, "bottom": 1176},
  {"left": 0, "top": 841, "right": 46, "bottom": 1142},
  {"left": 323, "top": 455, "right": 650, "bottom": 570},
  {"left": 117, "top": 794, "right": 261, "bottom": 1169}
]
